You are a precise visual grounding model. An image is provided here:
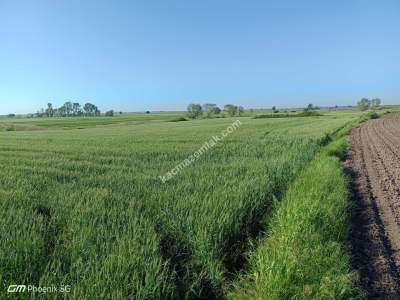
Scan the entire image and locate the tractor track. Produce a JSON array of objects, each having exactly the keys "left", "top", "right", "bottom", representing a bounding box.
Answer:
[{"left": 346, "top": 113, "right": 400, "bottom": 299}]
